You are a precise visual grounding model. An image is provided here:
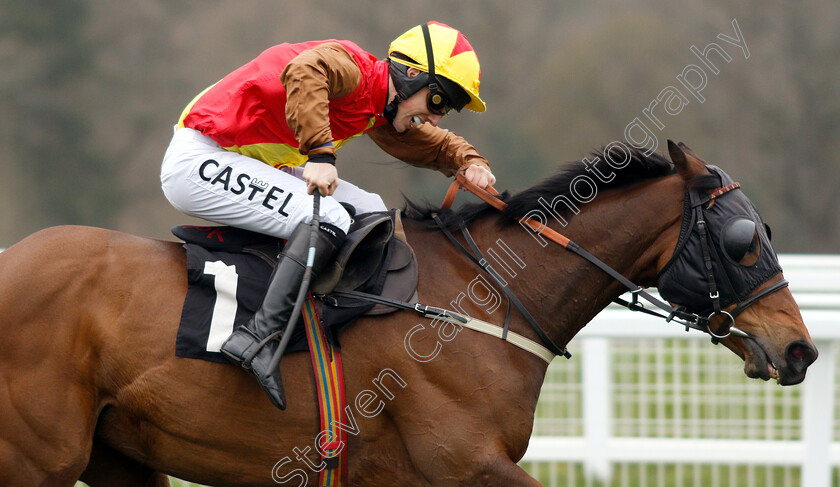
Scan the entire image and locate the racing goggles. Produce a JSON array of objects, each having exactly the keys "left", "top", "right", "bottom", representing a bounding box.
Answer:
[
  {"left": 421, "top": 23, "right": 469, "bottom": 115},
  {"left": 427, "top": 88, "right": 456, "bottom": 115}
]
